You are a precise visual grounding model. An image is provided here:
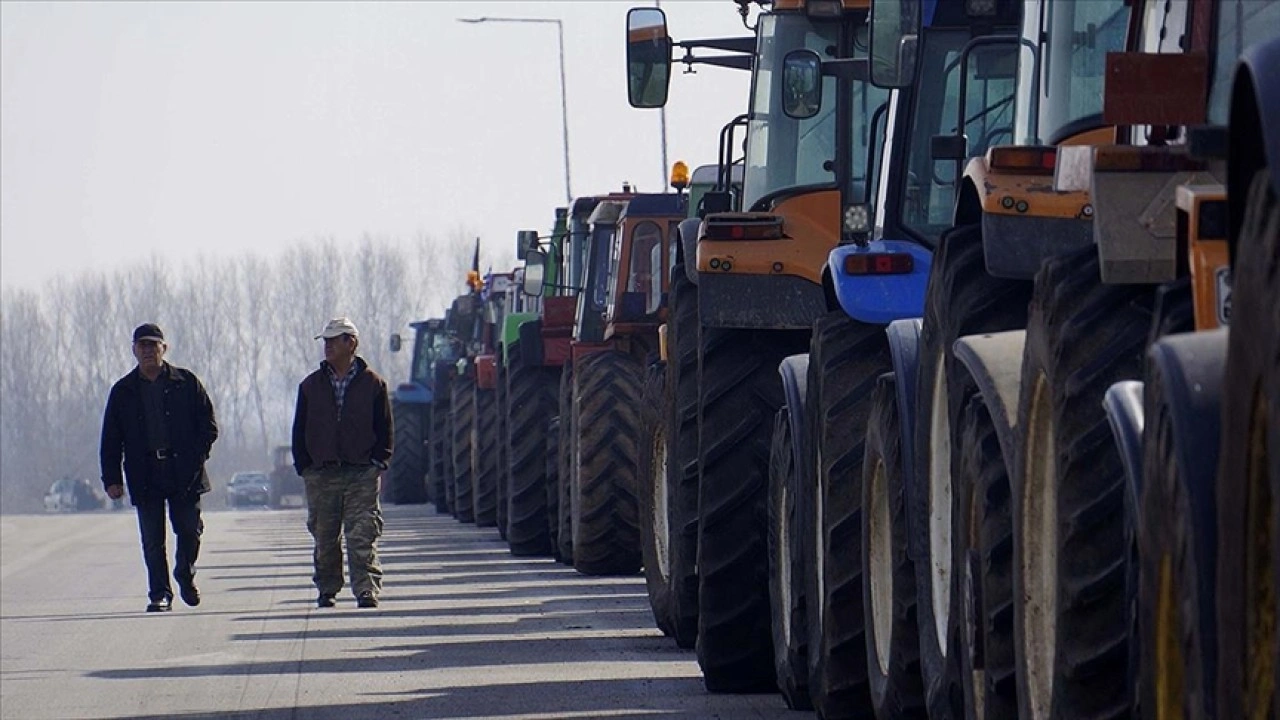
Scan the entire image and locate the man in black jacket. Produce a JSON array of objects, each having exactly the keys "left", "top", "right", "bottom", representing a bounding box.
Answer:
[
  {"left": 292, "top": 317, "right": 393, "bottom": 609},
  {"left": 100, "top": 323, "right": 218, "bottom": 613}
]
